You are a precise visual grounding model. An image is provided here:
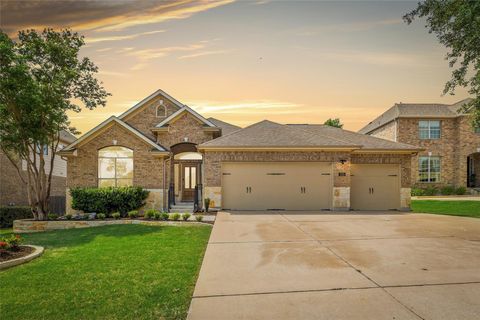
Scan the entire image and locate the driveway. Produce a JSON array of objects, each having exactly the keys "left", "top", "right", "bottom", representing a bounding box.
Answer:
[{"left": 188, "top": 212, "right": 480, "bottom": 320}]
